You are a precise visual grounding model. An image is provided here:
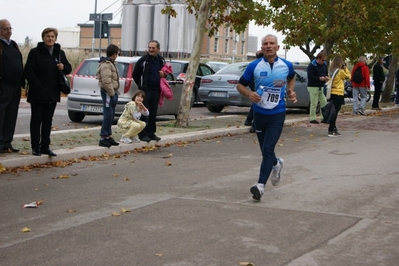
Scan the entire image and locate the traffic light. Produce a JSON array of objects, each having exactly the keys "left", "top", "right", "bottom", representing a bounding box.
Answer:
[{"left": 94, "top": 21, "right": 109, "bottom": 38}]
